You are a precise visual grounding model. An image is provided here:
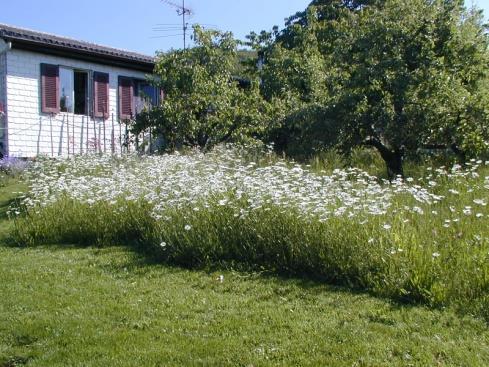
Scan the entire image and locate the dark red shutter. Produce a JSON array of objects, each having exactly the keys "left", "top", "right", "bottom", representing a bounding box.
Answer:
[
  {"left": 93, "top": 72, "right": 109, "bottom": 118},
  {"left": 41, "top": 64, "right": 59, "bottom": 114},
  {"left": 118, "top": 77, "right": 134, "bottom": 120}
]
